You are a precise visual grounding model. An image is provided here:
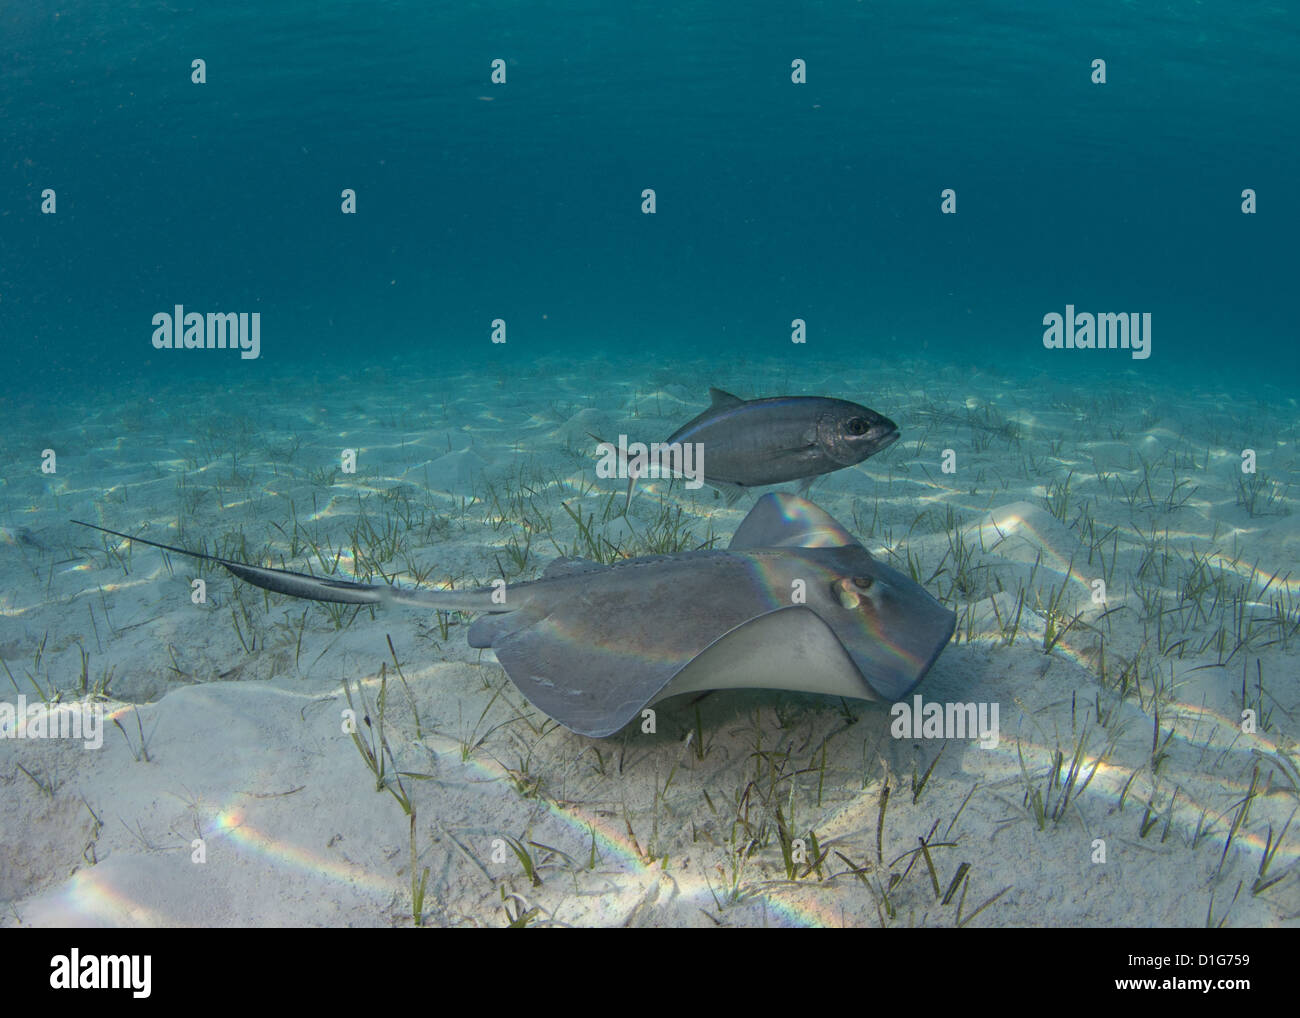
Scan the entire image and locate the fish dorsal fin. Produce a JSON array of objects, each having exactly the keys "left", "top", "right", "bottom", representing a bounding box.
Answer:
[
  {"left": 729, "top": 493, "right": 858, "bottom": 549},
  {"left": 708, "top": 387, "right": 745, "bottom": 409},
  {"left": 542, "top": 556, "right": 608, "bottom": 579}
]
